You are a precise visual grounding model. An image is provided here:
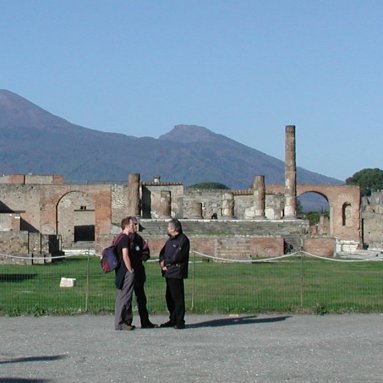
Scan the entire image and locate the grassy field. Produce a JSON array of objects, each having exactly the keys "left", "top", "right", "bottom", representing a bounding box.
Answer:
[{"left": 1, "top": 255, "right": 382, "bottom": 316}]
